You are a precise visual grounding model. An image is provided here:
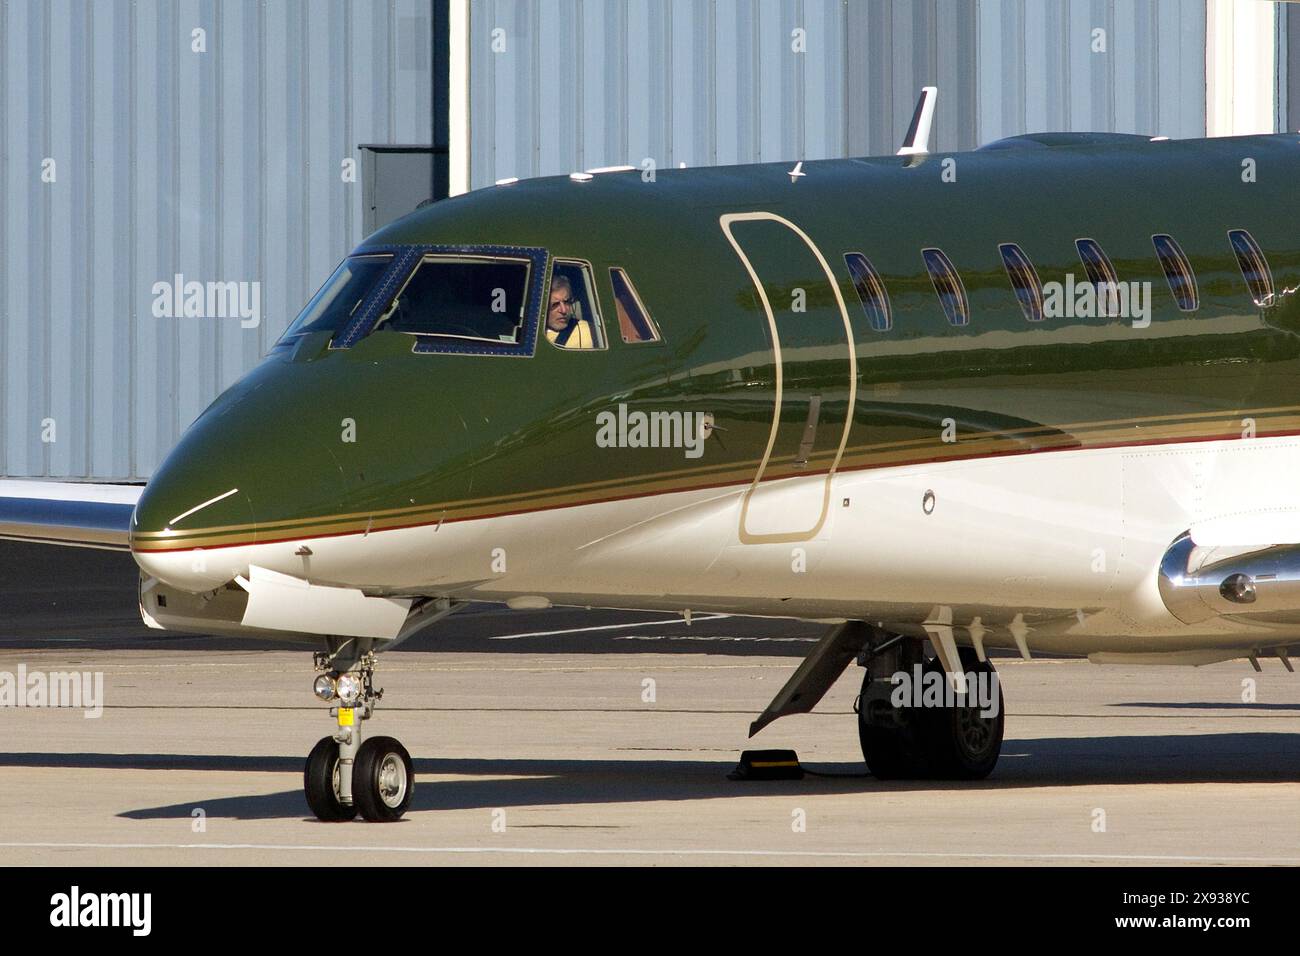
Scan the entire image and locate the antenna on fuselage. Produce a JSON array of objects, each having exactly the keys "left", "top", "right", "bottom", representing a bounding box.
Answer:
[{"left": 897, "top": 86, "right": 937, "bottom": 157}]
